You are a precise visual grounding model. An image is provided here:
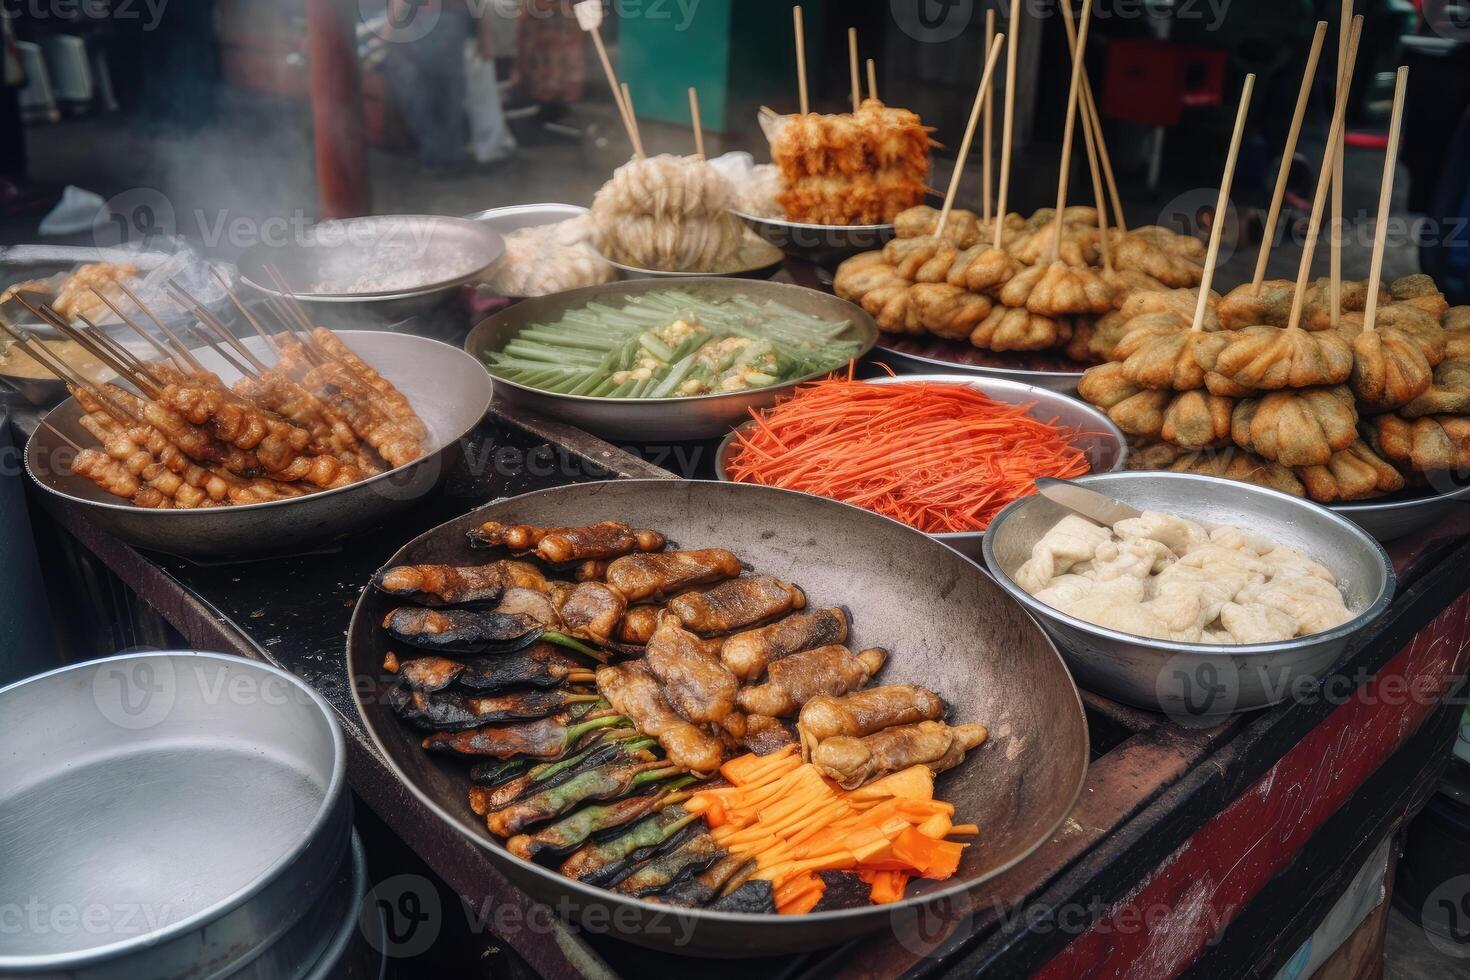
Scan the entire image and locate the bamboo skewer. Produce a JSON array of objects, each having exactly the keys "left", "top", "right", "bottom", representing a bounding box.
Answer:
[
  {"left": 88, "top": 287, "right": 175, "bottom": 366},
  {"left": 935, "top": 33, "right": 1007, "bottom": 240},
  {"left": 866, "top": 59, "right": 878, "bottom": 101},
  {"left": 1252, "top": 22, "right": 1328, "bottom": 293},
  {"left": 793, "top": 6, "right": 809, "bottom": 115},
  {"left": 1190, "top": 74, "right": 1256, "bottom": 332},
  {"left": 982, "top": 8, "right": 996, "bottom": 223},
  {"left": 182, "top": 321, "right": 255, "bottom": 379},
  {"left": 113, "top": 281, "right": 206, "bottom": 373},
  {"left": 1084, "top": 89, "right": 1126, "bottom": 235},
  {"left": 168, "top": 281, "right": 270, "bottom": 373},
  {"left": 576, "top": 1, "right": 643, "bottom": 160},
  {"left": 1329, "top": 0, "right": 1352, "bottom": 327},
  {"left": 39, "top": 418, "right": 85, "bottom": 454},
  {"left": 1047, "top": 0, "right": 1095, "bottom": 264},
  {"left": 848, "top": 28, "right": 861, "bottom": 113},
  {"left": 993, "top": 0, "right": 1020, "bottom": 251},
  {"left": 210, "top": 267, "right": 282, "bottom": 350},
  {"left": 1361, "top": 66, "right": 1408, "bottom": 334},
  {"left": 79, "top": 320, "right": 159, "bottom": 384},
  {"left": 1059, "top": 0, "right": 1109, "bottom": 270},
  {"left": 688, "top": 87, "right": 706, "bottom": 159},
  {"left": 620, "top": 83, "right": 644, "bottom": 158},
  {"left": 1285, "top": 15, "right": 1362, "bottom": 333},
  {"left": 15, "top": 298, "right": 163, "bottom": 398}
]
